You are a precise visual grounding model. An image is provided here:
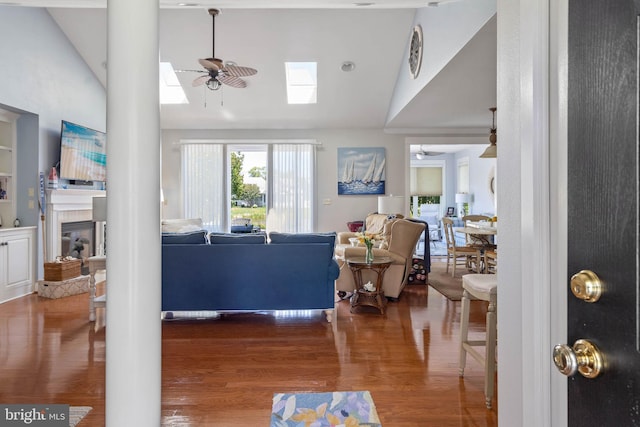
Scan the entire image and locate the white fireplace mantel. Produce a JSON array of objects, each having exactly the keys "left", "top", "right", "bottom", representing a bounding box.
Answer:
[{"left": 46, "top": 189, "right": 106, "bottom": 261}]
